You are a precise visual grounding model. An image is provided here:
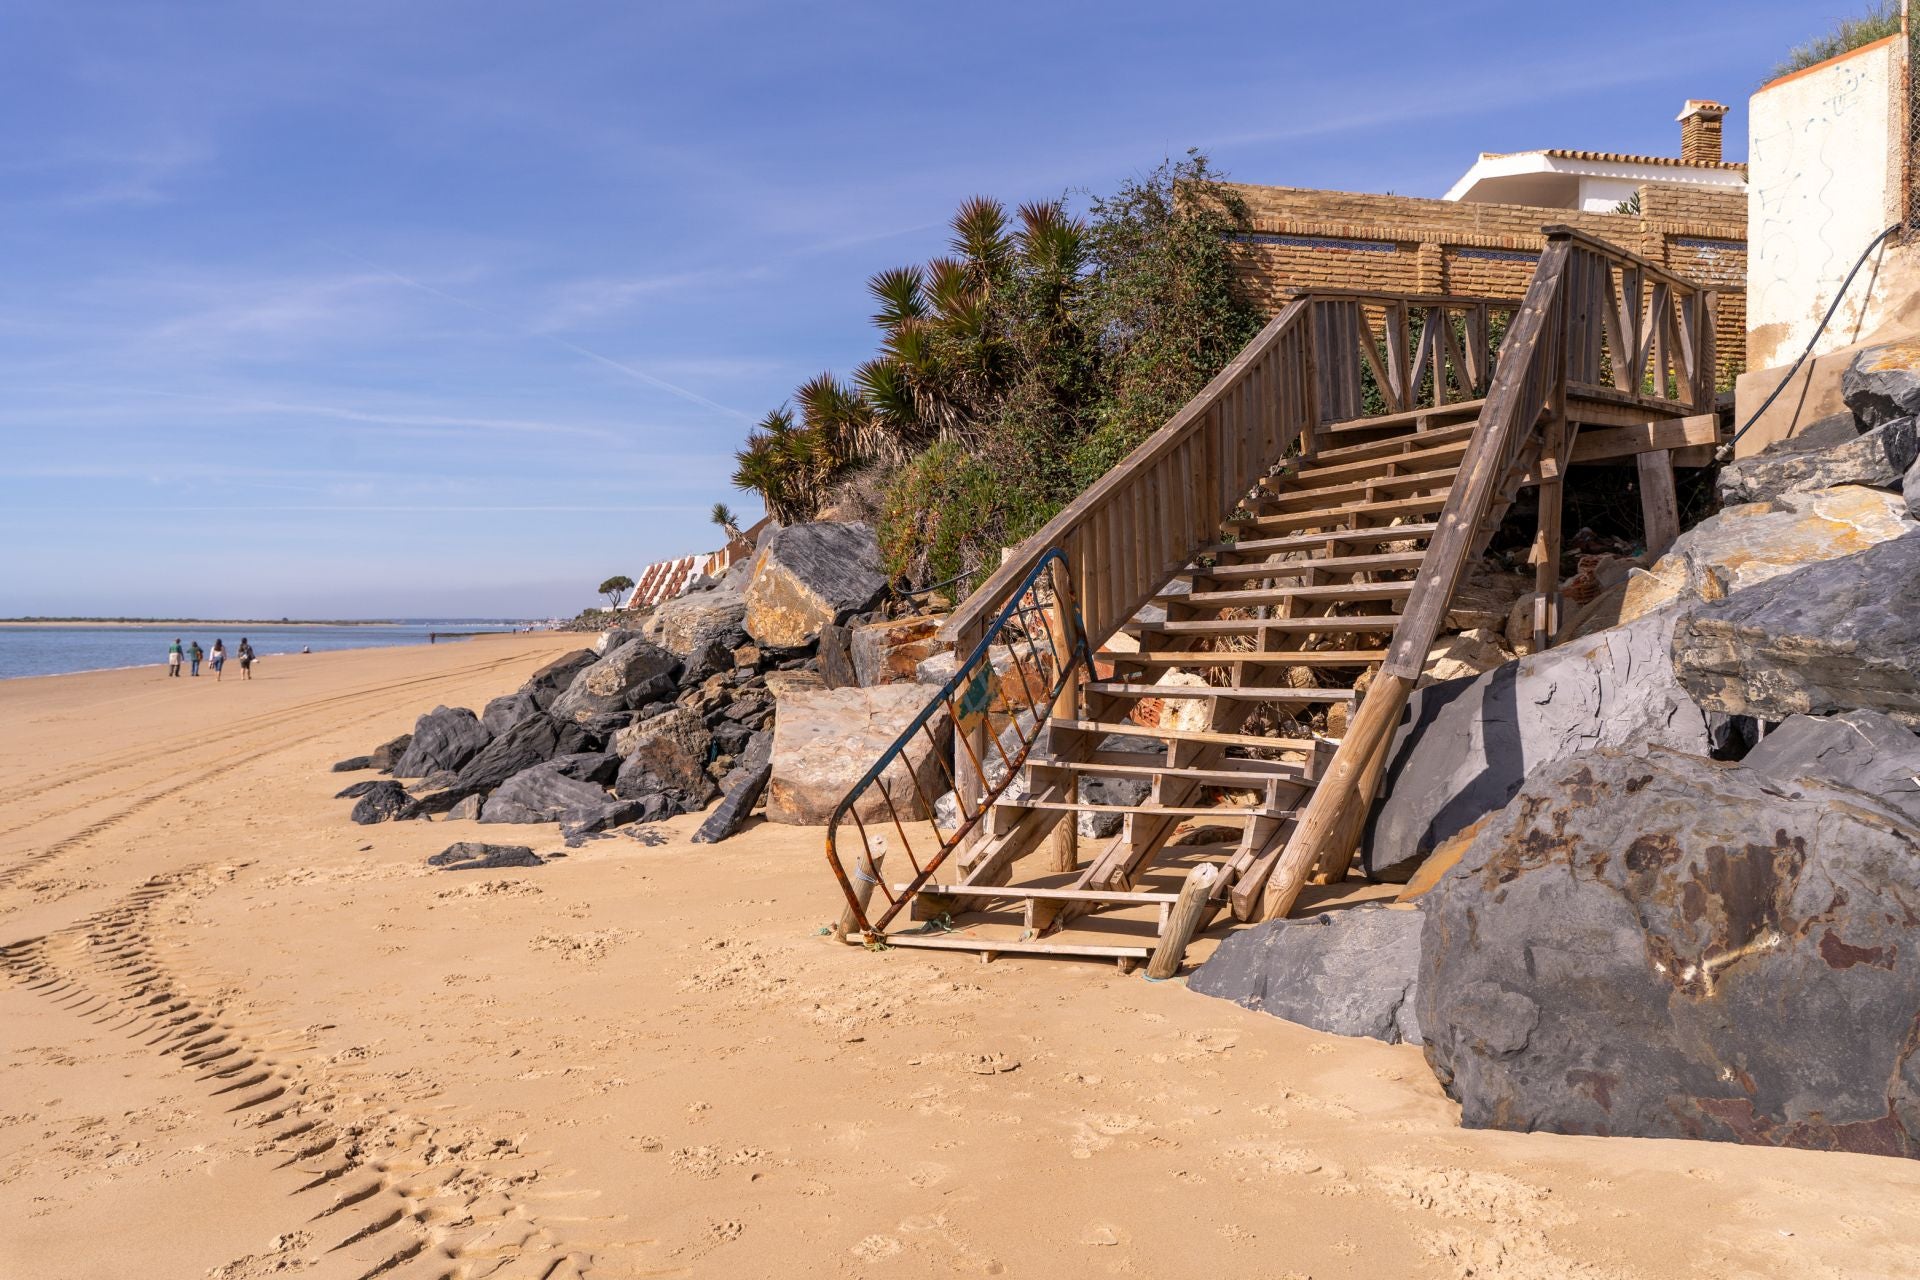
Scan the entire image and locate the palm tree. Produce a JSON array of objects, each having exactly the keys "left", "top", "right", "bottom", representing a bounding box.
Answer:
[{"left": 710, "top": 502, "right": 741, "bottom": 541}]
